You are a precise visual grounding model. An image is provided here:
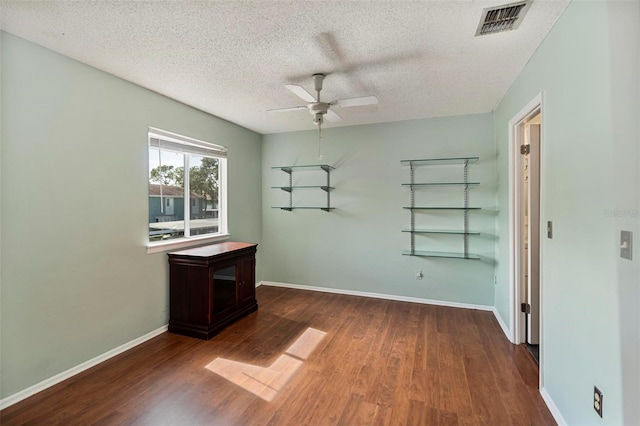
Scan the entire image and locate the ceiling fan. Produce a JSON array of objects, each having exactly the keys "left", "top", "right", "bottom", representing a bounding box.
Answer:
[
  {"left": 268, "top": 73, "right": 378, "bottom": 127},
  {"left": 267, "top": 73, "right": 378, "bottom": 159}
]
